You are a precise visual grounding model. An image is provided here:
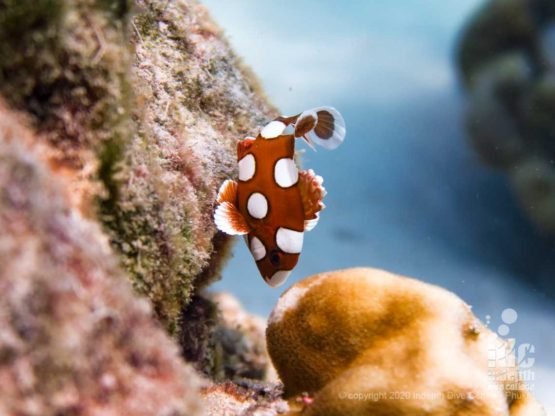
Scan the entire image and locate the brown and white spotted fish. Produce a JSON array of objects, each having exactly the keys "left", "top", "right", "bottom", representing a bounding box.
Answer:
[{"left": 214, "top": 107, "right": 346, "bottom": 287}]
